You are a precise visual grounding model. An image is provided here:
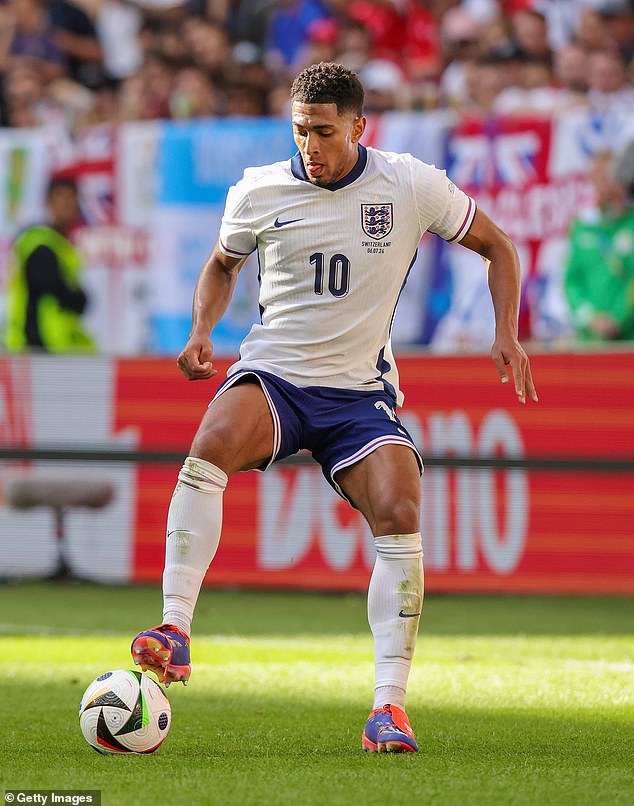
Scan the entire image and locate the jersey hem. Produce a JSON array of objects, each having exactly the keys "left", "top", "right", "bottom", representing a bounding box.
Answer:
[{"left": 227, "top": 362, "right": 403, "bottom": 405}]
